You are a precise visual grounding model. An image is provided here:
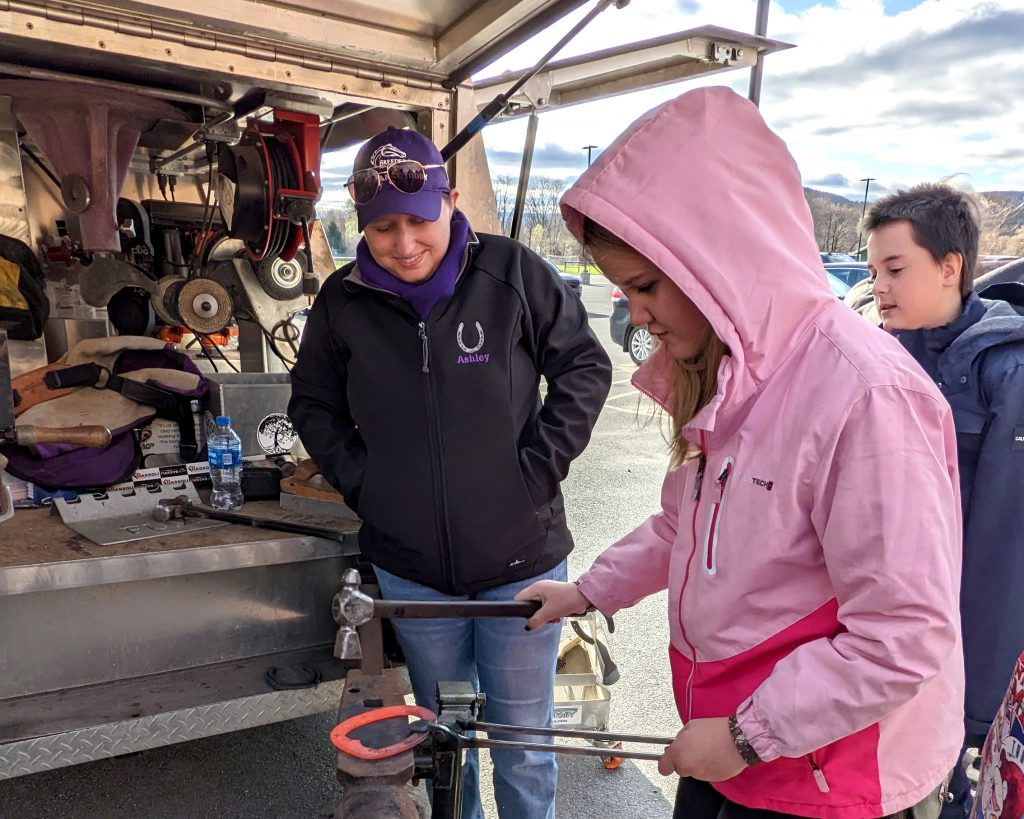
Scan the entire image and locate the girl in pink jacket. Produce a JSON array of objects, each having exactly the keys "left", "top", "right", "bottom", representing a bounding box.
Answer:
[{"left": 519, "top": 87, "right": 964, "bottom": 818}]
